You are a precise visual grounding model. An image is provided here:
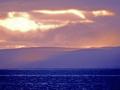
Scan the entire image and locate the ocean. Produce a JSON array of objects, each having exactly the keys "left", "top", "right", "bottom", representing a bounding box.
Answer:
[{"left": 0, "top": 69, "right": 120, "bottom": 90}]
